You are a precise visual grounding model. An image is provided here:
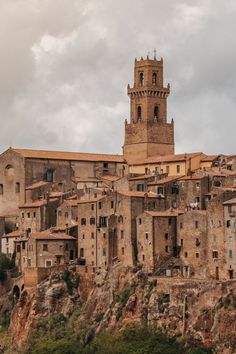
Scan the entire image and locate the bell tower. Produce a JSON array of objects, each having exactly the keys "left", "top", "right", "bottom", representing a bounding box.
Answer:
[{"left": 123, "top": 54, "right": 175, "bottom": 164}]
